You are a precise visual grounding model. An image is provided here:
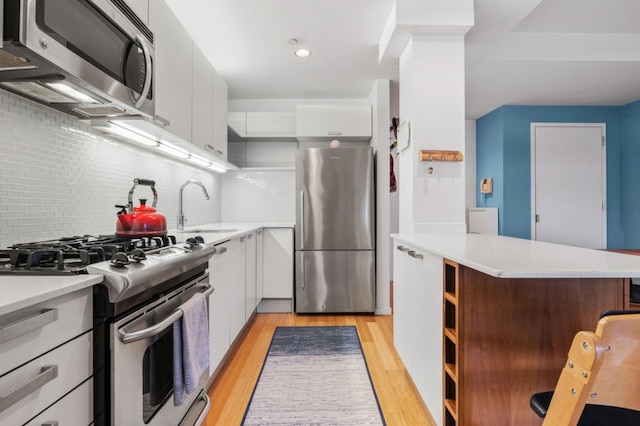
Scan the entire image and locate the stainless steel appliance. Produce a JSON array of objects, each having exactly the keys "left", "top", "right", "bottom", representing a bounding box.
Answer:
[
  {"left": 295, "top": 147, "right": 375, "bottom": 313},
  {"left": 0, "top": 0, "right": 154, "bottom": 119},
  {"left": 0, "top": 234, "right": 215, "bottom": 425}
]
